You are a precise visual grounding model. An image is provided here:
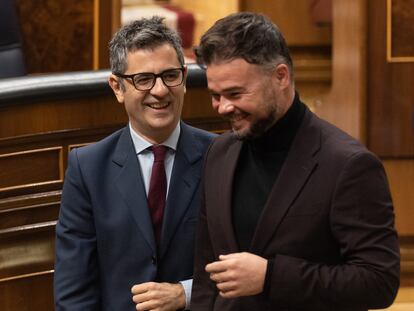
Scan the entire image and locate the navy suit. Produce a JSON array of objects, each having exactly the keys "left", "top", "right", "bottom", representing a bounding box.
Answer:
[{"left": 54, "top": 122, "right": 215, "bottom": 310}]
